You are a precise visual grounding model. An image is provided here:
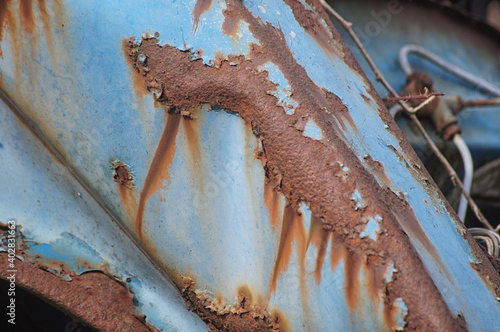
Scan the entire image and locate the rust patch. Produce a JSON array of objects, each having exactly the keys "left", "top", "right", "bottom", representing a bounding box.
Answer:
[
  {"left": 283, "top": 0, "right": 343, "bottom": 58},
  {"left": 222, "top": 7, "right": 242, "bottom": 36},
  {"left": 192, "top": 0, "right": 213, "bottom": 33},
  {"left": 112, "top": 161, "right": 138, "bottom": 223},
  {"left": 269, "top": 205, "right": 306, "bottom": 296},
  {"left": 113, "top": 162, "right": 134, "bottom": 187},
  {"left": 123, "top": 1, "right": 474, "bottom": 329},
  {"left": 307, "top": 215, "right": 331, "bottom": 284},
  {"left": 0, "top": 255, "right": 158, "bottom": 332},
  {"left": 182, "top": 278, "right": 286, "bottom": 331},
  {"left": 135, "top": 113, "right": 181, "bottom": 241}
]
